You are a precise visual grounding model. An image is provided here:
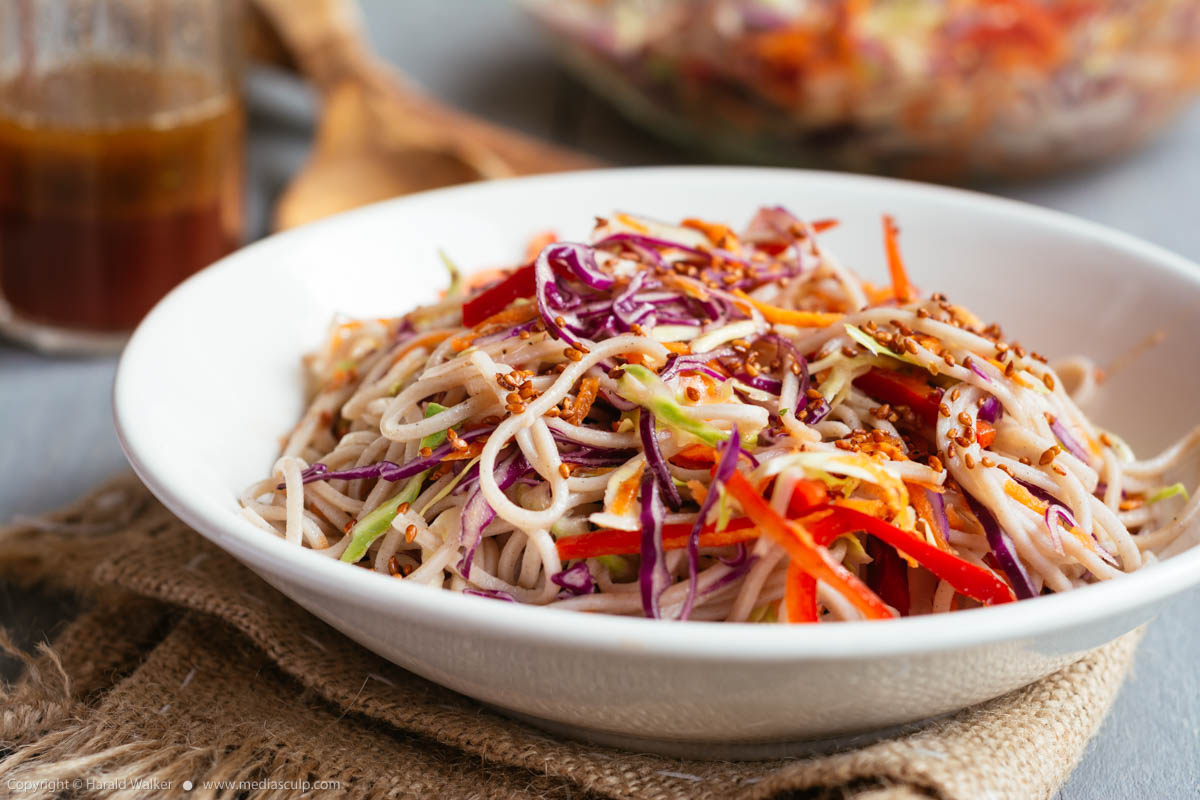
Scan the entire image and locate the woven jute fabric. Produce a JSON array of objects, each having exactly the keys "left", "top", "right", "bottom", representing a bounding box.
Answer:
[{"left": 0, "top": 474, "right": 1141, "bottom": 800}]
